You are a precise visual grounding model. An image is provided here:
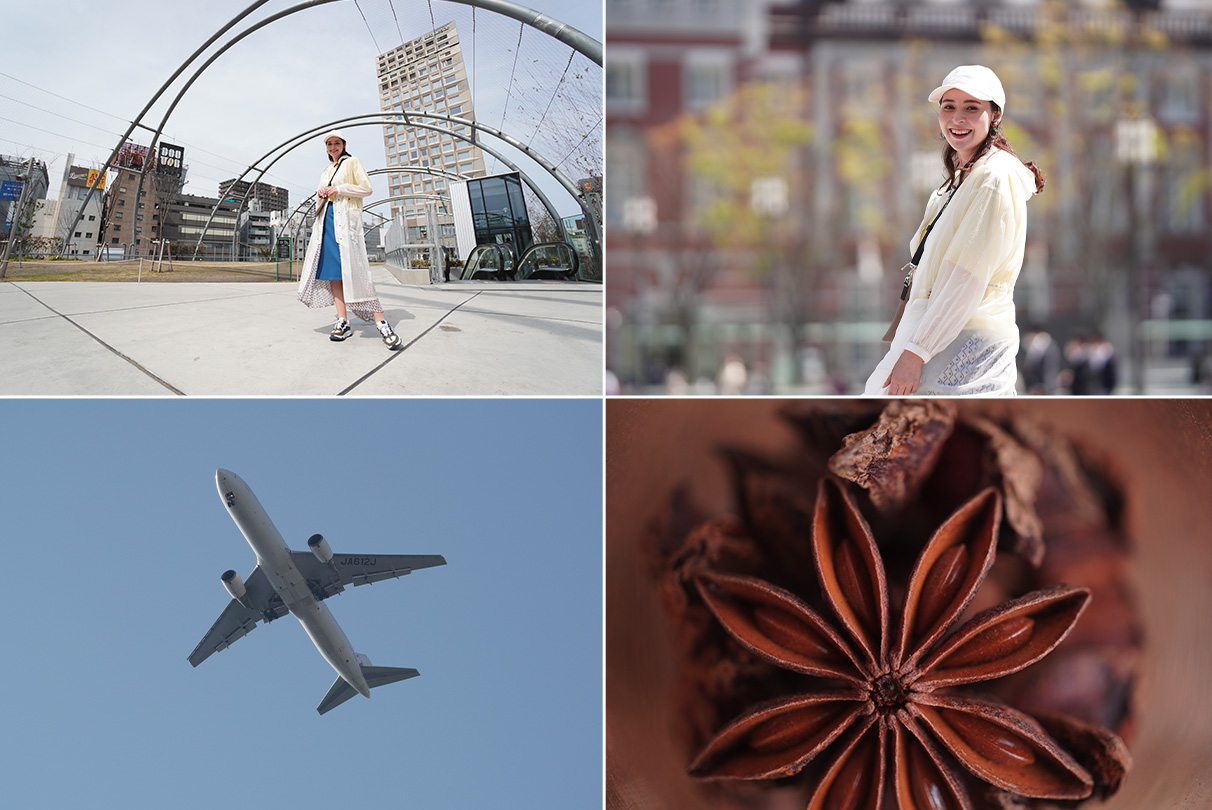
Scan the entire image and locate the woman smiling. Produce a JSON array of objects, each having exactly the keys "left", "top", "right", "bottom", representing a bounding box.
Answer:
[{"left": 865, "top": 65, "right": 1045, "bottom": 396}]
